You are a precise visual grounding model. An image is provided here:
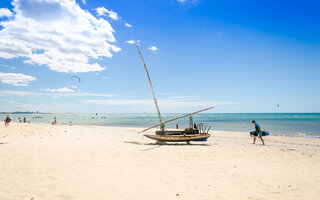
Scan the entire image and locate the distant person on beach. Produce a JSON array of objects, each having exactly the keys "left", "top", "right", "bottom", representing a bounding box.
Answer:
[
  {"left": 251, "top": 120, "right": 265, "bottom": 145},
  {"left": 176, "top": 124, "right": 178, "bottom": 129},
  {"left": 4, "top": 115, "right": 11, "bottom": 126},
  {"left": 52, "top": 117, "right": 57, "bottom": 125},
  {"left": 23, "top": 117, "right": 26, "bottom": 123}
]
